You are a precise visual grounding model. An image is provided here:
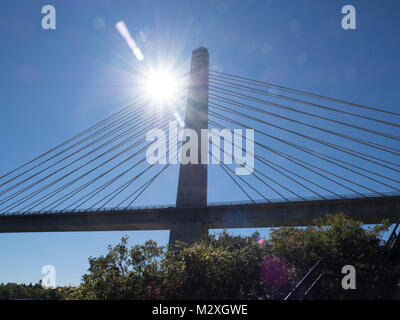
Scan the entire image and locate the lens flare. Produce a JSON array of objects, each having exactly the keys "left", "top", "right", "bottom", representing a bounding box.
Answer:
[
  {"left": 260, "top": 256, "right": 289, "bottom": 288},
  {"left": 115, "top": 21, "right": 144, "bottom": 61}
]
